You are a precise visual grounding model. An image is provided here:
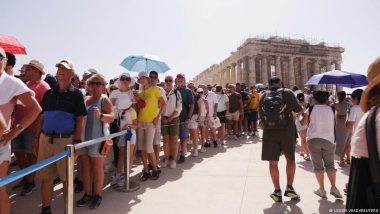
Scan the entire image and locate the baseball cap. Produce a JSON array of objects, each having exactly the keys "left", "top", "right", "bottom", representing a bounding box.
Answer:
[
  {"left": 56, "top": 59, "right": 75, "bottom": 70},
  {"left": 176, "top": 73, "right": 185, "bottom": 79},
  {"left": 138, "top": 71, "right": 149, "bottom": 79}
]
